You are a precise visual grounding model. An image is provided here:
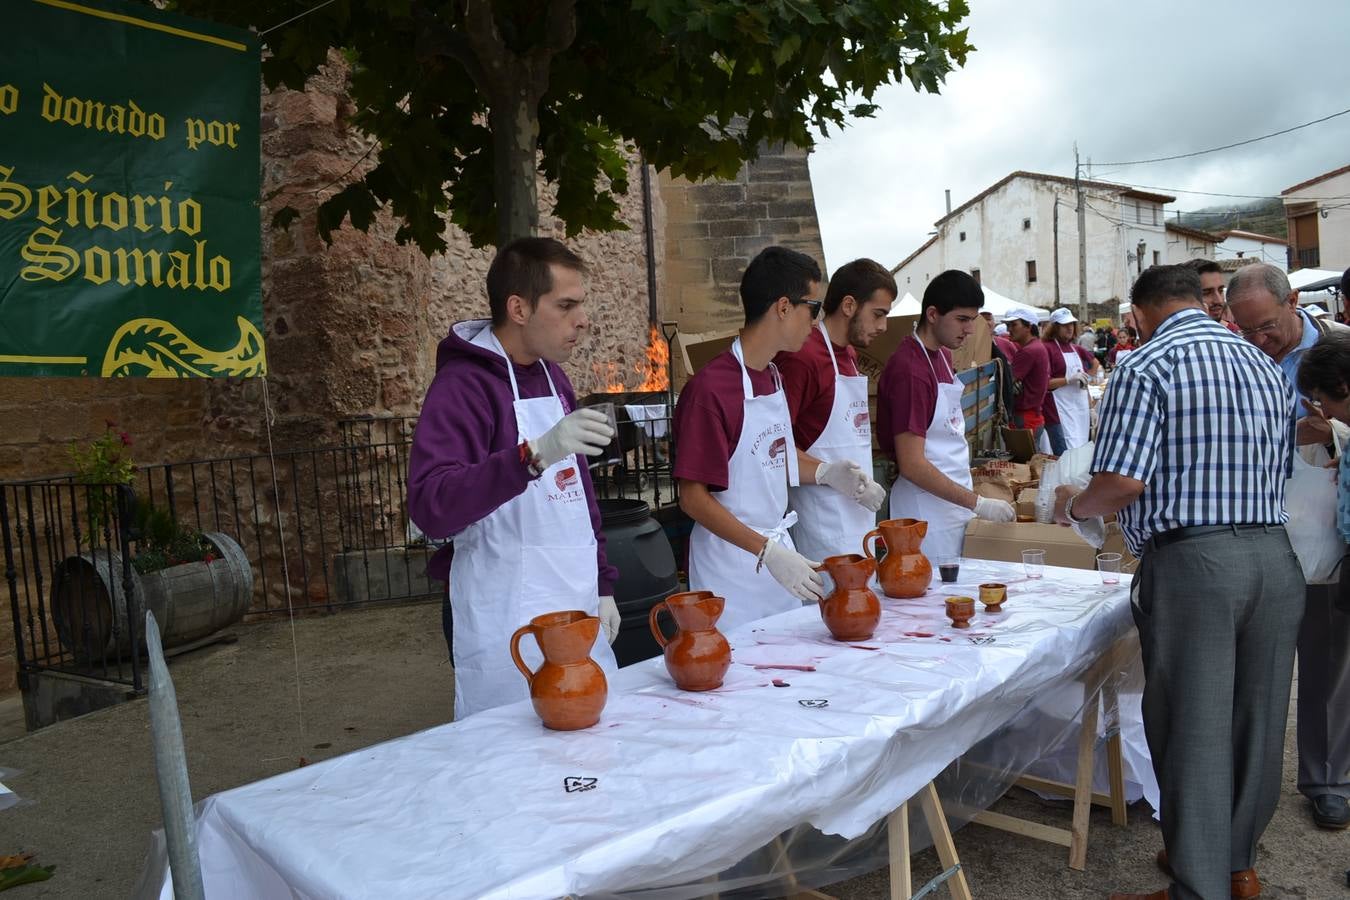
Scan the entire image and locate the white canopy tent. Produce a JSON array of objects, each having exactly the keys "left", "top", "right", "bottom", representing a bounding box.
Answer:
[
  {"left": 1288, "top": 267, "right": 1343, "bottom": 310},
  {"left": 888, "top": 292, "right": 921, "bottom": 317},
  {"left": 982, "top": 285, "right": 1049, "bottom": 321}
]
